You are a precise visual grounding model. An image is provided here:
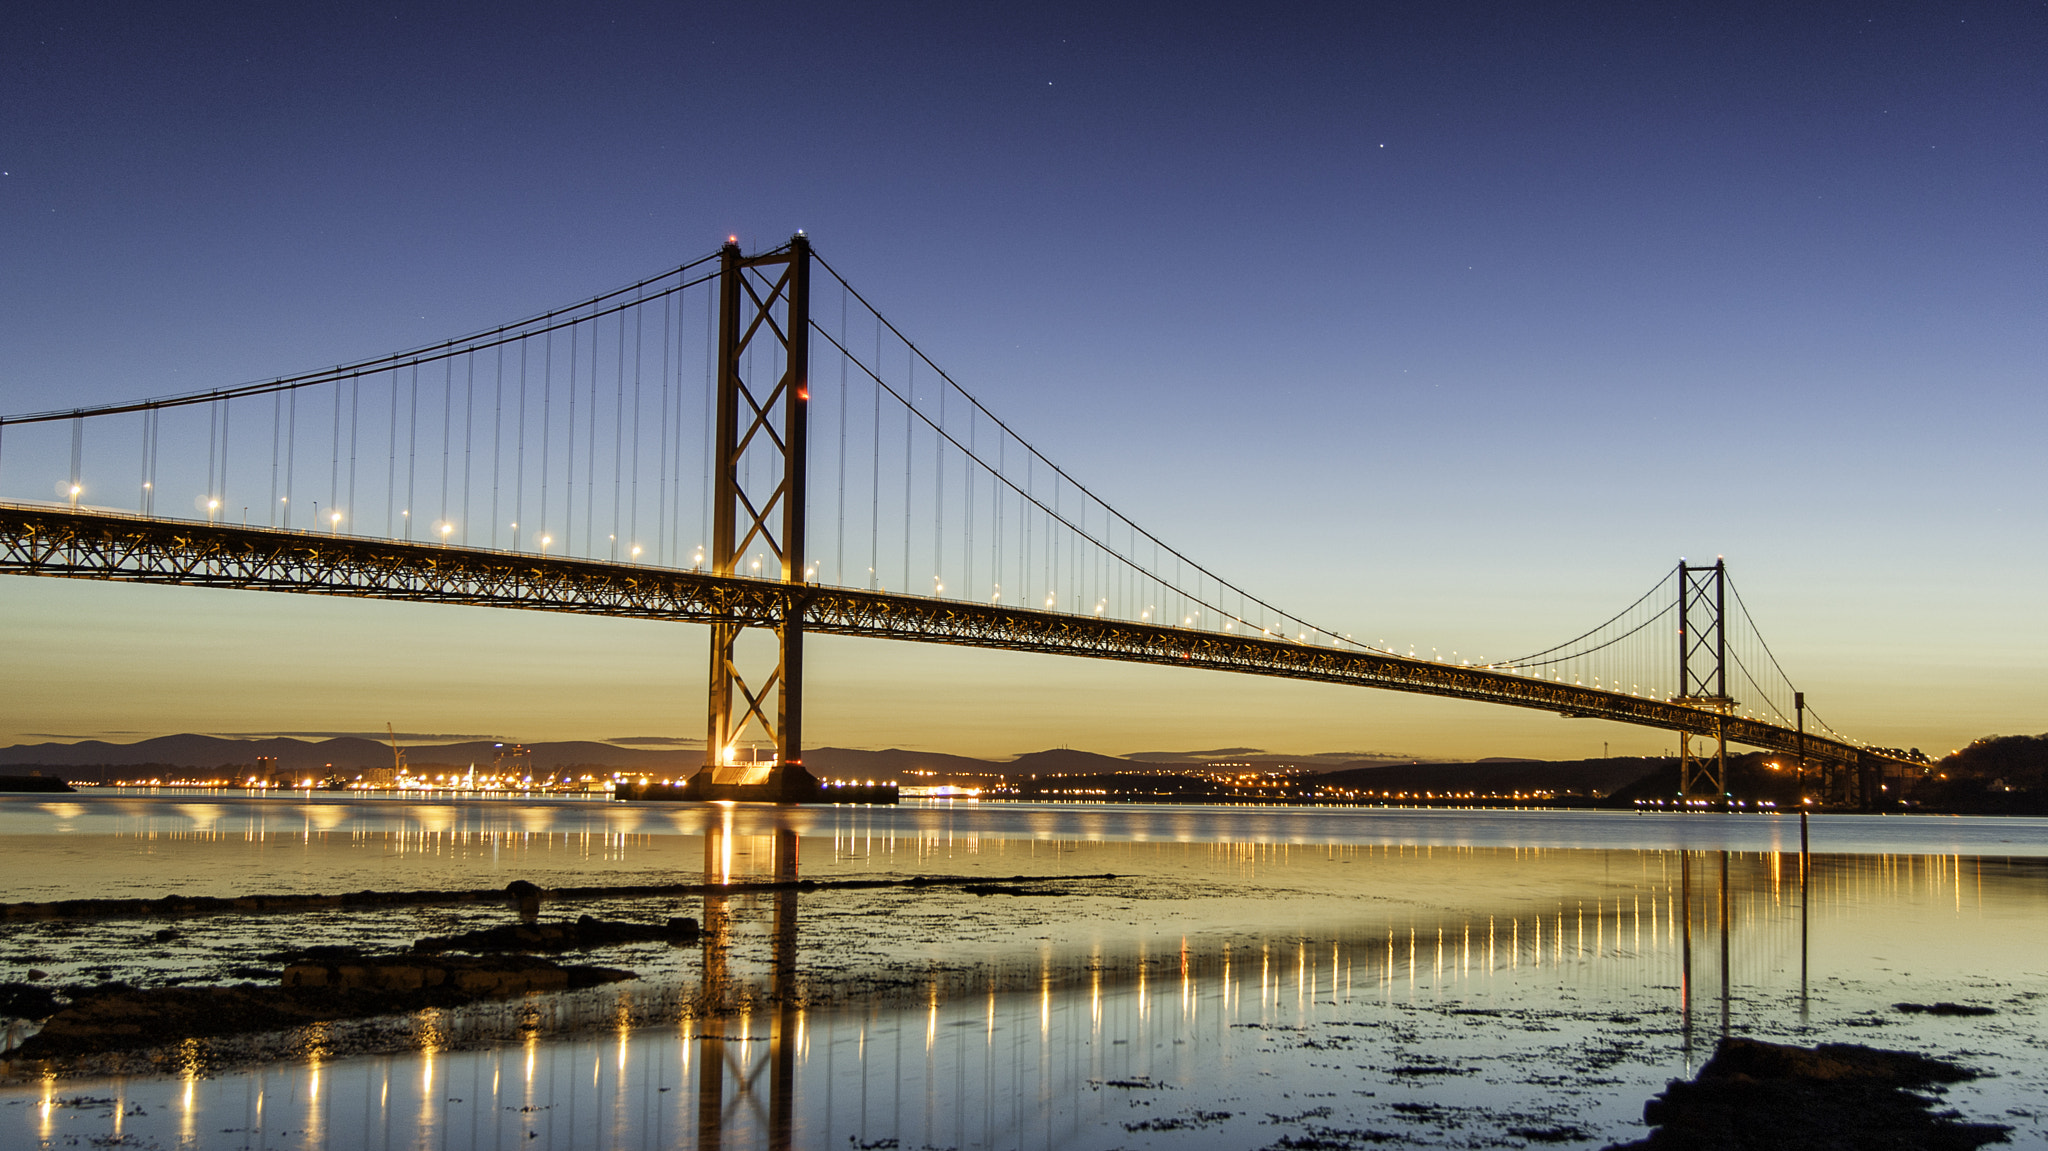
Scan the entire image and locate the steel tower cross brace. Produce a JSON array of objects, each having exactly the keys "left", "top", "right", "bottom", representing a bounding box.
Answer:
[
  {"left": 689, "top": 235, "right": 818, "bottom": 801},
  {"left": 1674, "top": 559, "right": 1733, "bottom": 805}
]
